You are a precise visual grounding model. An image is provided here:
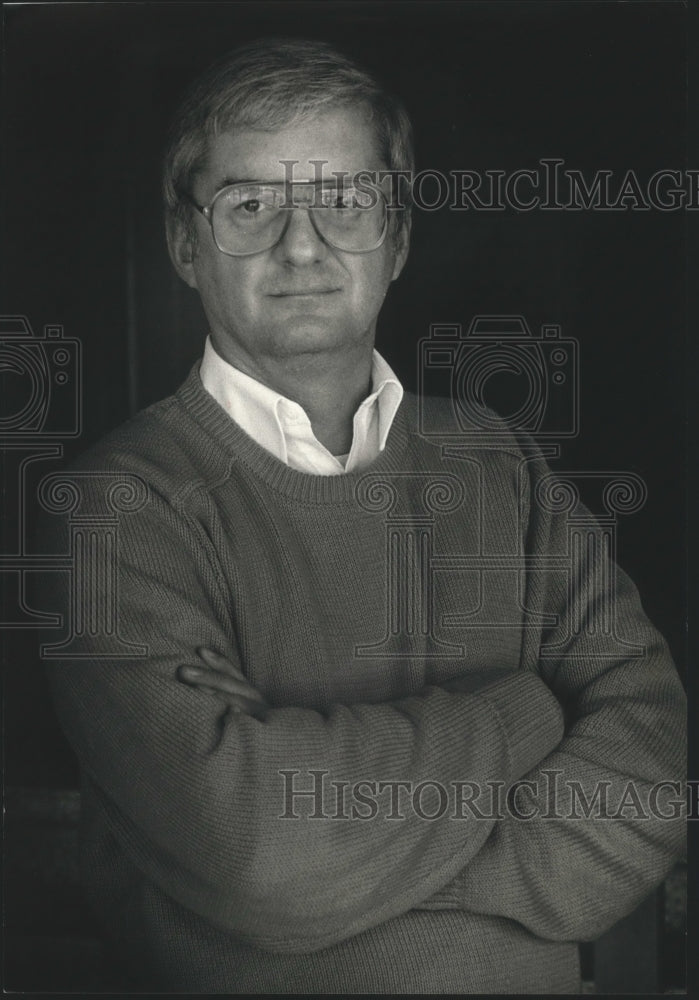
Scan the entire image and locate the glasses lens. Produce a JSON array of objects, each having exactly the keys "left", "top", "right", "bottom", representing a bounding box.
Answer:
[
  {"left": 310, "top": 186, "right": 387, "bottom": 252},
  {"left": 211, "top": 184, "right": 287, "bottom": 254},
  {"left": 209, "top": 182, "right": 387, "bottom": 255}
]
